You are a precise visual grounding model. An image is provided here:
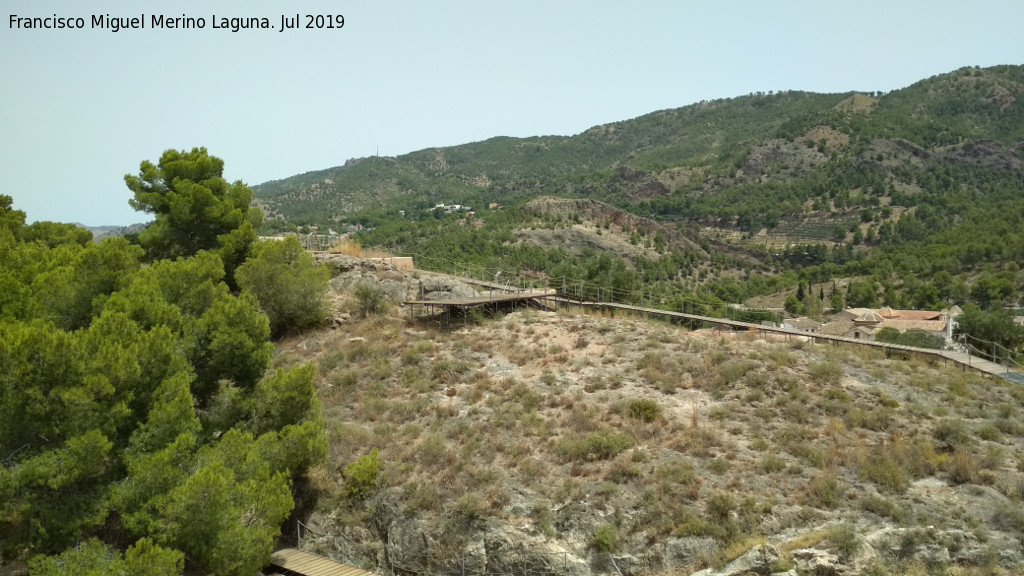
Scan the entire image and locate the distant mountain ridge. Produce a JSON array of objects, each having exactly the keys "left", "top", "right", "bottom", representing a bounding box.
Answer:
[
  {"left": 76, "top": 222, "right": 148, "bottom": 242},
  {"left": 252, "top": 64, "right": 1024, "bottom": 233}
]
